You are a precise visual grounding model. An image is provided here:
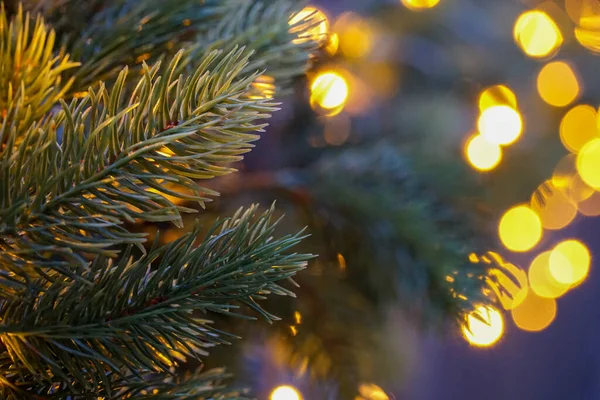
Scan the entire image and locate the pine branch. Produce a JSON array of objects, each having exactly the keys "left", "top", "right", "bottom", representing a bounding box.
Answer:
[
  {"left": 0, "top": 4, "right": 79, "bottom": 131},
  {"left": 0, "top": 47, "right": 277, "bottom": 291},
  {"left": 67, "top": 0, "right": 247, "bottom": 90},
  {"left": 192, "top": 0, "right": 318, "bottom": 96},
  {"left": 0, "top": 205, "right": 311, "bottom": 396}
]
